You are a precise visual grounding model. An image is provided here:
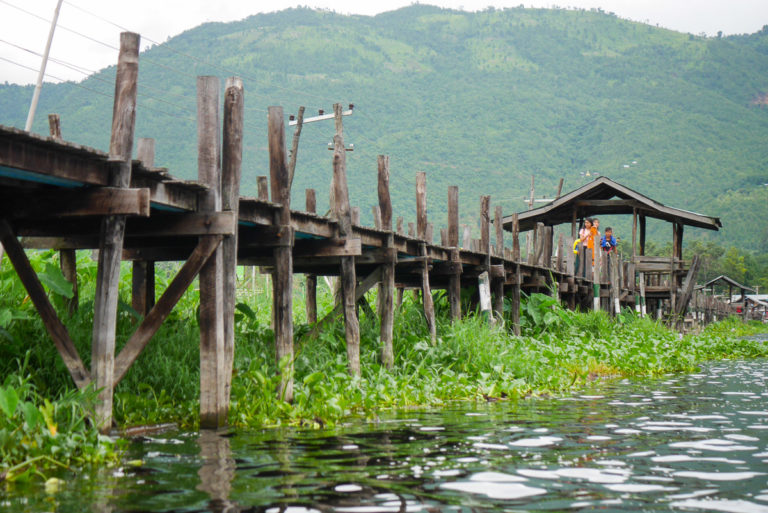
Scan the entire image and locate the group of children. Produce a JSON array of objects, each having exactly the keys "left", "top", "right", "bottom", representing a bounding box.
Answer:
[{"left": 573, "top": 217, "right": 618, "bottom": 273}]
